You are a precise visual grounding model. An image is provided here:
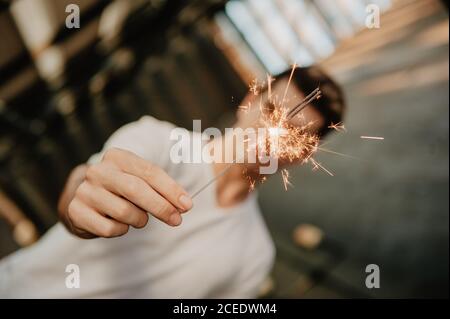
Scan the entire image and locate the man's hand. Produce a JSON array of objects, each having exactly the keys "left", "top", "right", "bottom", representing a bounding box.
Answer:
[{"left": 58, "top": 148, "right": 193, "bottom": 239}]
